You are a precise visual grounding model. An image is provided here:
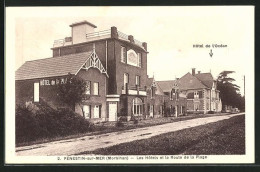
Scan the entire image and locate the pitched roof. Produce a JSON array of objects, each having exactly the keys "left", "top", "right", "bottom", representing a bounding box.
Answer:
[
  {"left": 176, "top": 73, "right": 207, "bottom": 90},
  {"left": 195, "top": 73, "right": 214, "bottom": 88},
  {"left": 15, "top": 52, "right": 92, "bottom": 80},
  {"left": 147, "top": 77, "right": 154, "bottom": 87},
  {"left": 154, "top": 81, "right": 165, "bottom": 95},
  {"left": 147, "top": 78, "right": 165, "bottom": 95},
  {"left": 157, "top": 80, "right": 177, "bottom": 92}
]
